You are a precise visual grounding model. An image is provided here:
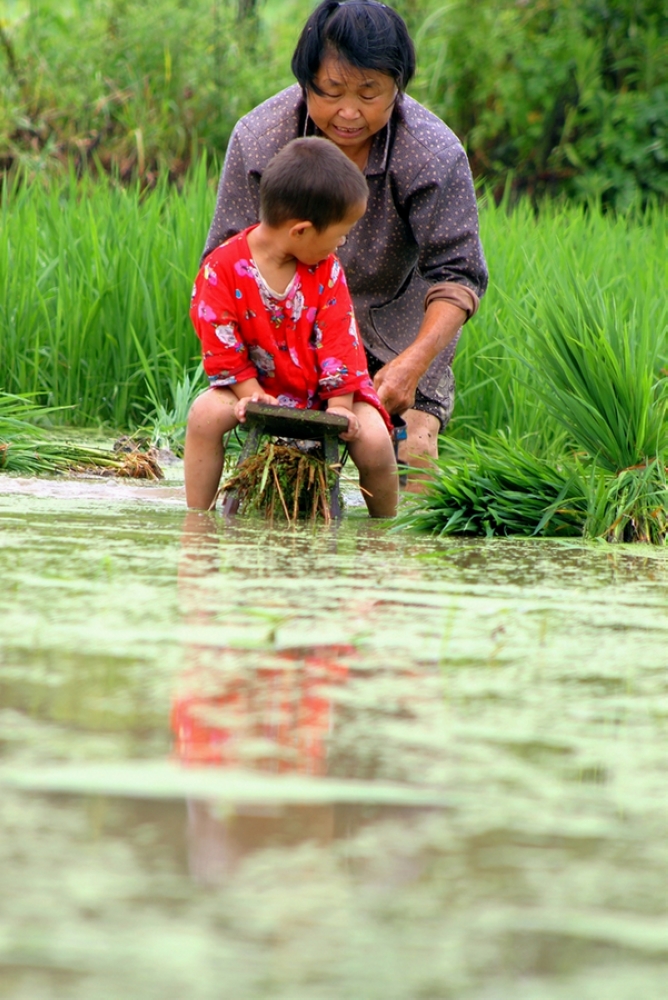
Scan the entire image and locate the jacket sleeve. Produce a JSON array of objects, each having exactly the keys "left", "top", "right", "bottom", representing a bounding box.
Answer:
[
  {"left": 201, "top": 122, "right": 262, "bottom": 263},
  {"left": 405, "top": 144, "right": 489, "bottom": 304},
  {"left": 189, "top": 259, "right": 257, "bottom": 386}
]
